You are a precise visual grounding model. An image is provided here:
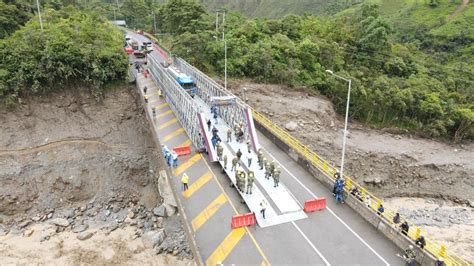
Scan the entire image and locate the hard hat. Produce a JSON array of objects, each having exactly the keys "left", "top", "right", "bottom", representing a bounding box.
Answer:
[{"left": 408, "top": 245, "right": 414, "bottom": 250}]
